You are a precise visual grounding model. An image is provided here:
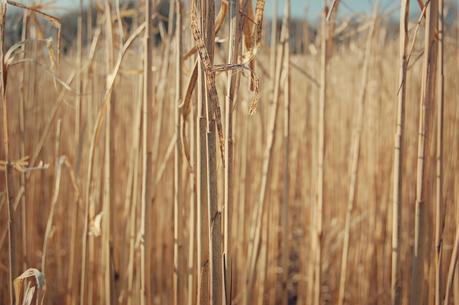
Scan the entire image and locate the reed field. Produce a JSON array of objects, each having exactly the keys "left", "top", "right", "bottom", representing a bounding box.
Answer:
[{"left": 1, "top": 0, "right": 459, "bottom": 304}]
